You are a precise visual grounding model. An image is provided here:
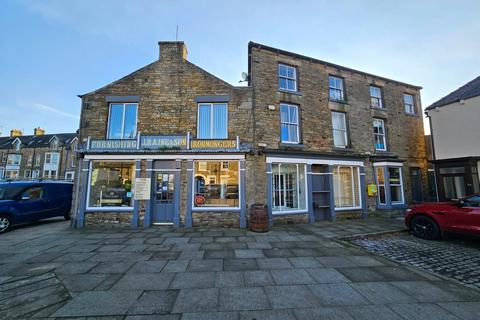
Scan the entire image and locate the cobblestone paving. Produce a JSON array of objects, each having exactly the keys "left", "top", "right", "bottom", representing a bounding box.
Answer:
[
  {"left": 1, "top": 218, "right": 480, "bottom": 319},
  {"left": 351, "top": 233, "right": 480, "bottom": 290}
]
